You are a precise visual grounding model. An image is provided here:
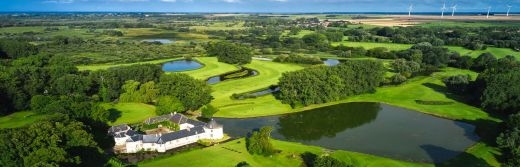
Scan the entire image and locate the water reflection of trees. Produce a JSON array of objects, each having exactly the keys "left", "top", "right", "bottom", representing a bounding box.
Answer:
[{"left": 277, "top": 102, "right": 380, "bottom": 141}]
